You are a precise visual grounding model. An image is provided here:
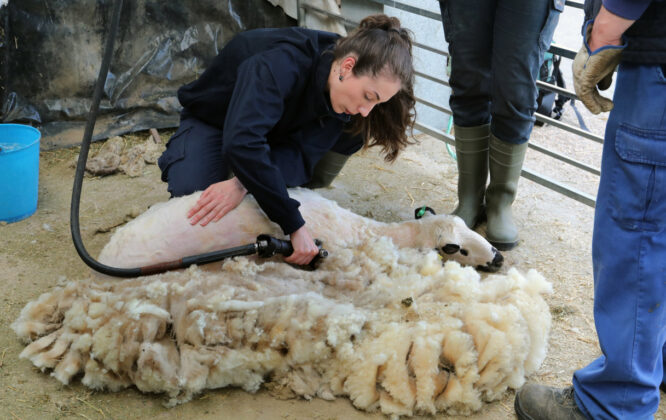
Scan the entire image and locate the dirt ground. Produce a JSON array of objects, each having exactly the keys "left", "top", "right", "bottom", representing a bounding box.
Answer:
[{"left": 1, "top": 104, "right": 665, "bottom": 419}]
